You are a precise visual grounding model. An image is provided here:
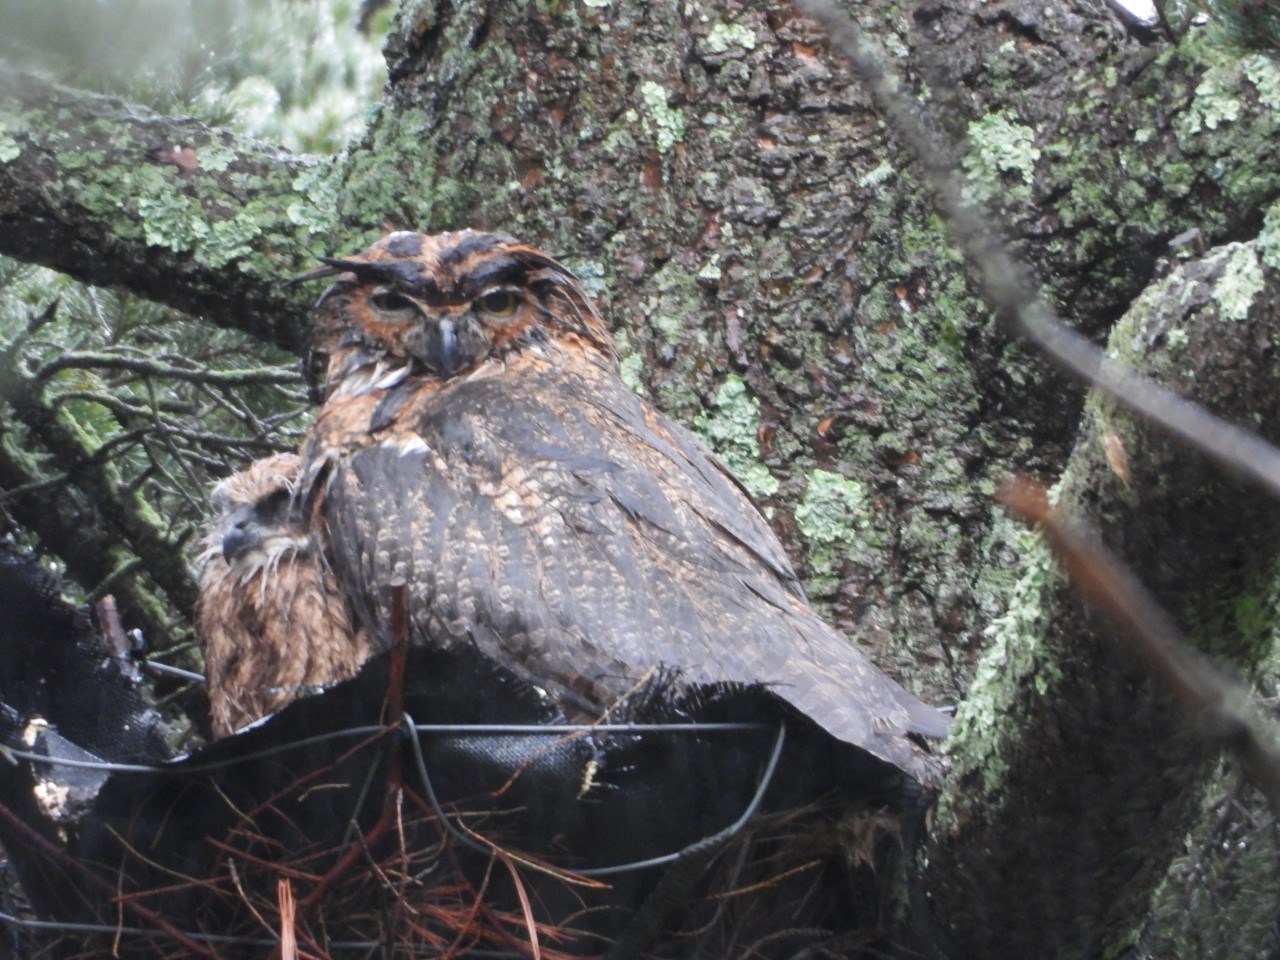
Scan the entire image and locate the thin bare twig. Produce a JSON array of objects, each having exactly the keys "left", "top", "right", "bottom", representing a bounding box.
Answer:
[{"left": 35, "top": 351, "right": 300, "bottom": 387}]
